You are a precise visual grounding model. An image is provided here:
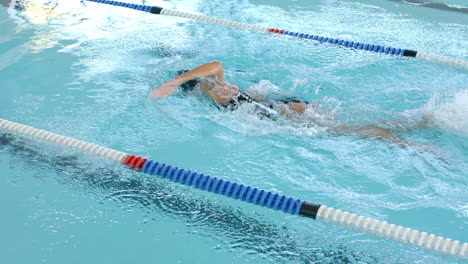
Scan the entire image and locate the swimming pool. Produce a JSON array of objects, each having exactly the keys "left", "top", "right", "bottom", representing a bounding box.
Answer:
[{"left": 0, "top": 0, "right": 467, "bottom": 263}]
